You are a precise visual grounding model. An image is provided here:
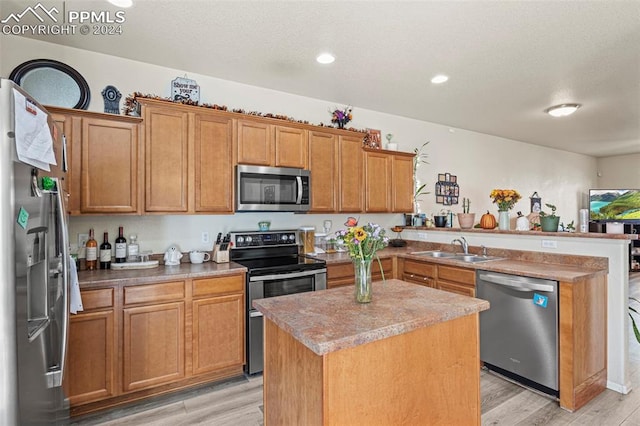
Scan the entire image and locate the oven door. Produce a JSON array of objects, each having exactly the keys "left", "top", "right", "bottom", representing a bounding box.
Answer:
[{"left": 246, "top": 268, "right": 326, "bottom": 374}]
